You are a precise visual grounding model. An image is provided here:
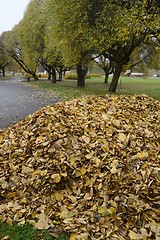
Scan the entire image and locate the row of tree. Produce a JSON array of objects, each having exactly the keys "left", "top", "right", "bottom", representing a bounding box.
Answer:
[{"left": 0, "top": 0, "right": 160, "bottom": 92}]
